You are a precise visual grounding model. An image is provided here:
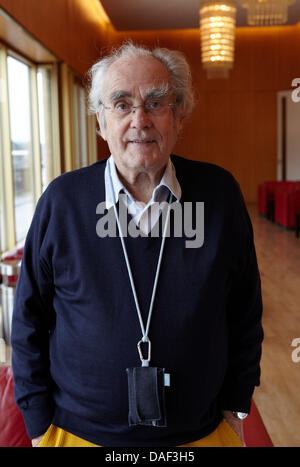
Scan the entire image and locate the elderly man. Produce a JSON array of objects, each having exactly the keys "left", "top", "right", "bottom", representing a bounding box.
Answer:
[{"left": 11, "top": 42, "right": 263, "bottom": 447}]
